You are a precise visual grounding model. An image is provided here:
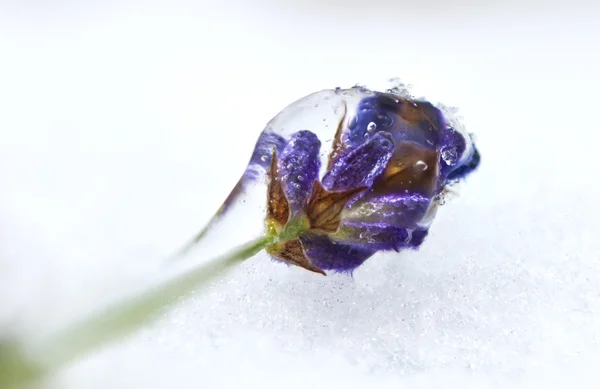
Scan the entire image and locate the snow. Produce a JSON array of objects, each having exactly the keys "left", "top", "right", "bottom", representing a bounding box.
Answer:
[{"left": 1, "top": 1, "right": 599, "bottom": 388}]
